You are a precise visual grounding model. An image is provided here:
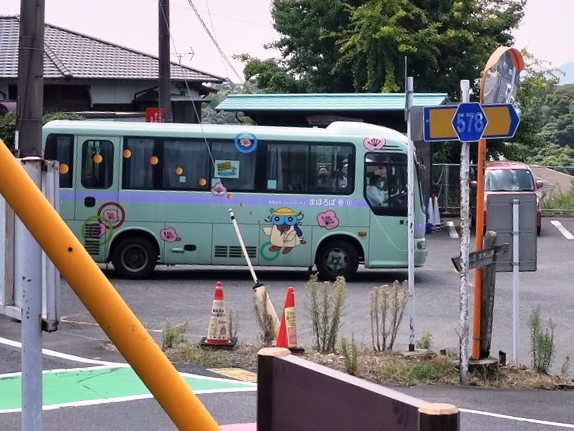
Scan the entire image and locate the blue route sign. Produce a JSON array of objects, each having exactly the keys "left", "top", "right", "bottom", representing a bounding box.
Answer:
[{"left": 452, "top": 102, "right": 489, "bottom": 142}]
